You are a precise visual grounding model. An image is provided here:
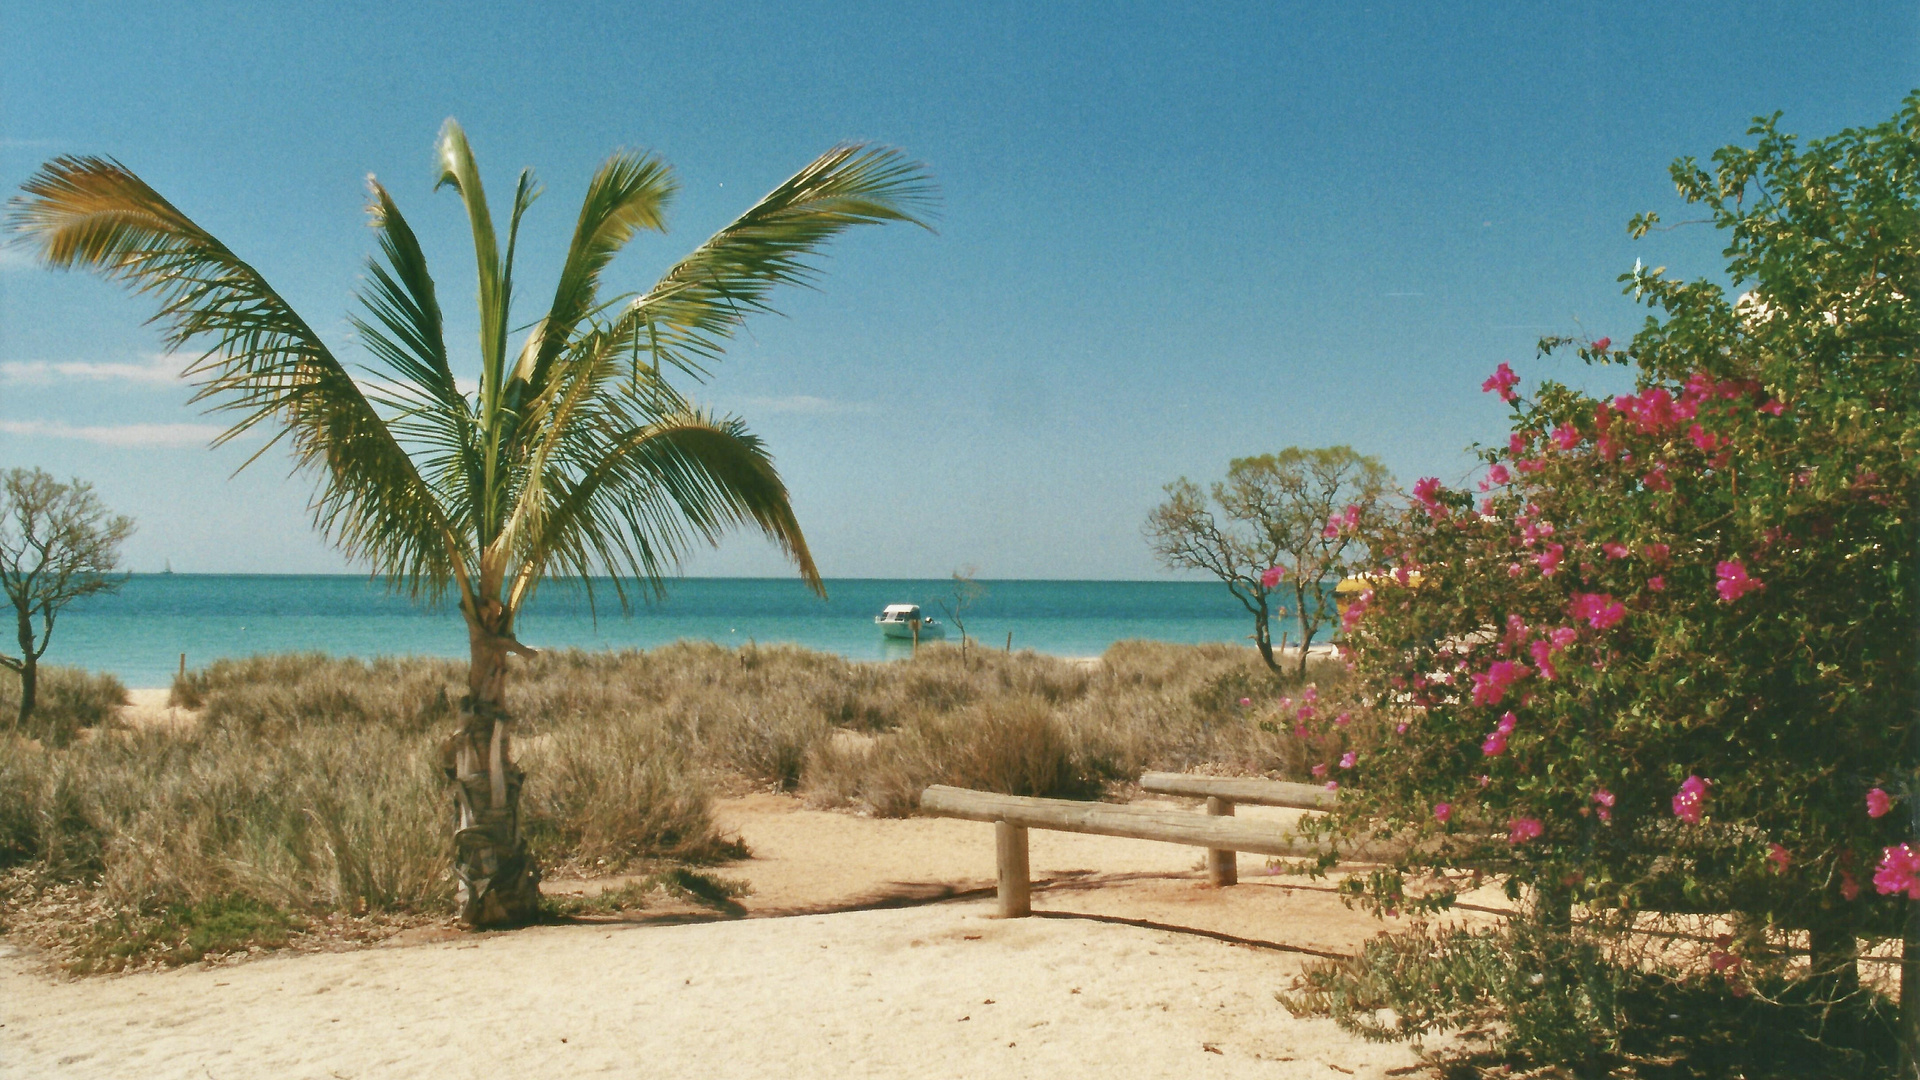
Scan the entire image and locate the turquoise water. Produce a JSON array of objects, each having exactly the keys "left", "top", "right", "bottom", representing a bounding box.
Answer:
[{"left": 49, "top": 575, "right": 1333, "bottom": 687}]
